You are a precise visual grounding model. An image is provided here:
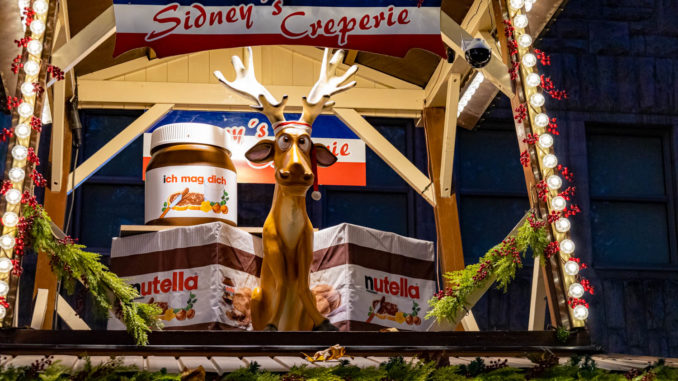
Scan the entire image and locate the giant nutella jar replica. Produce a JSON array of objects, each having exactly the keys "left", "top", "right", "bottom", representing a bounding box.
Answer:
[{"left": 145, "top": 123, "right": 237, "bottom": 226}]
